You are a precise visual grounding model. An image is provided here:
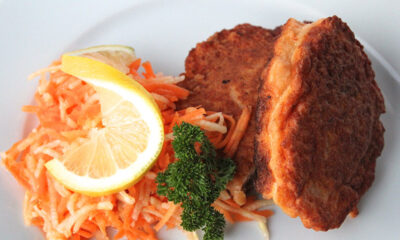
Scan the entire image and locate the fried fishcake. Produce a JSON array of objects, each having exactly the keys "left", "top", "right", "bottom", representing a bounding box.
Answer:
[
  {"left": 177, "top": 24, "right": 280, "bottom": 205},
  {"left": 254, "top": 16, "right": 385, "bottom": 230}
]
